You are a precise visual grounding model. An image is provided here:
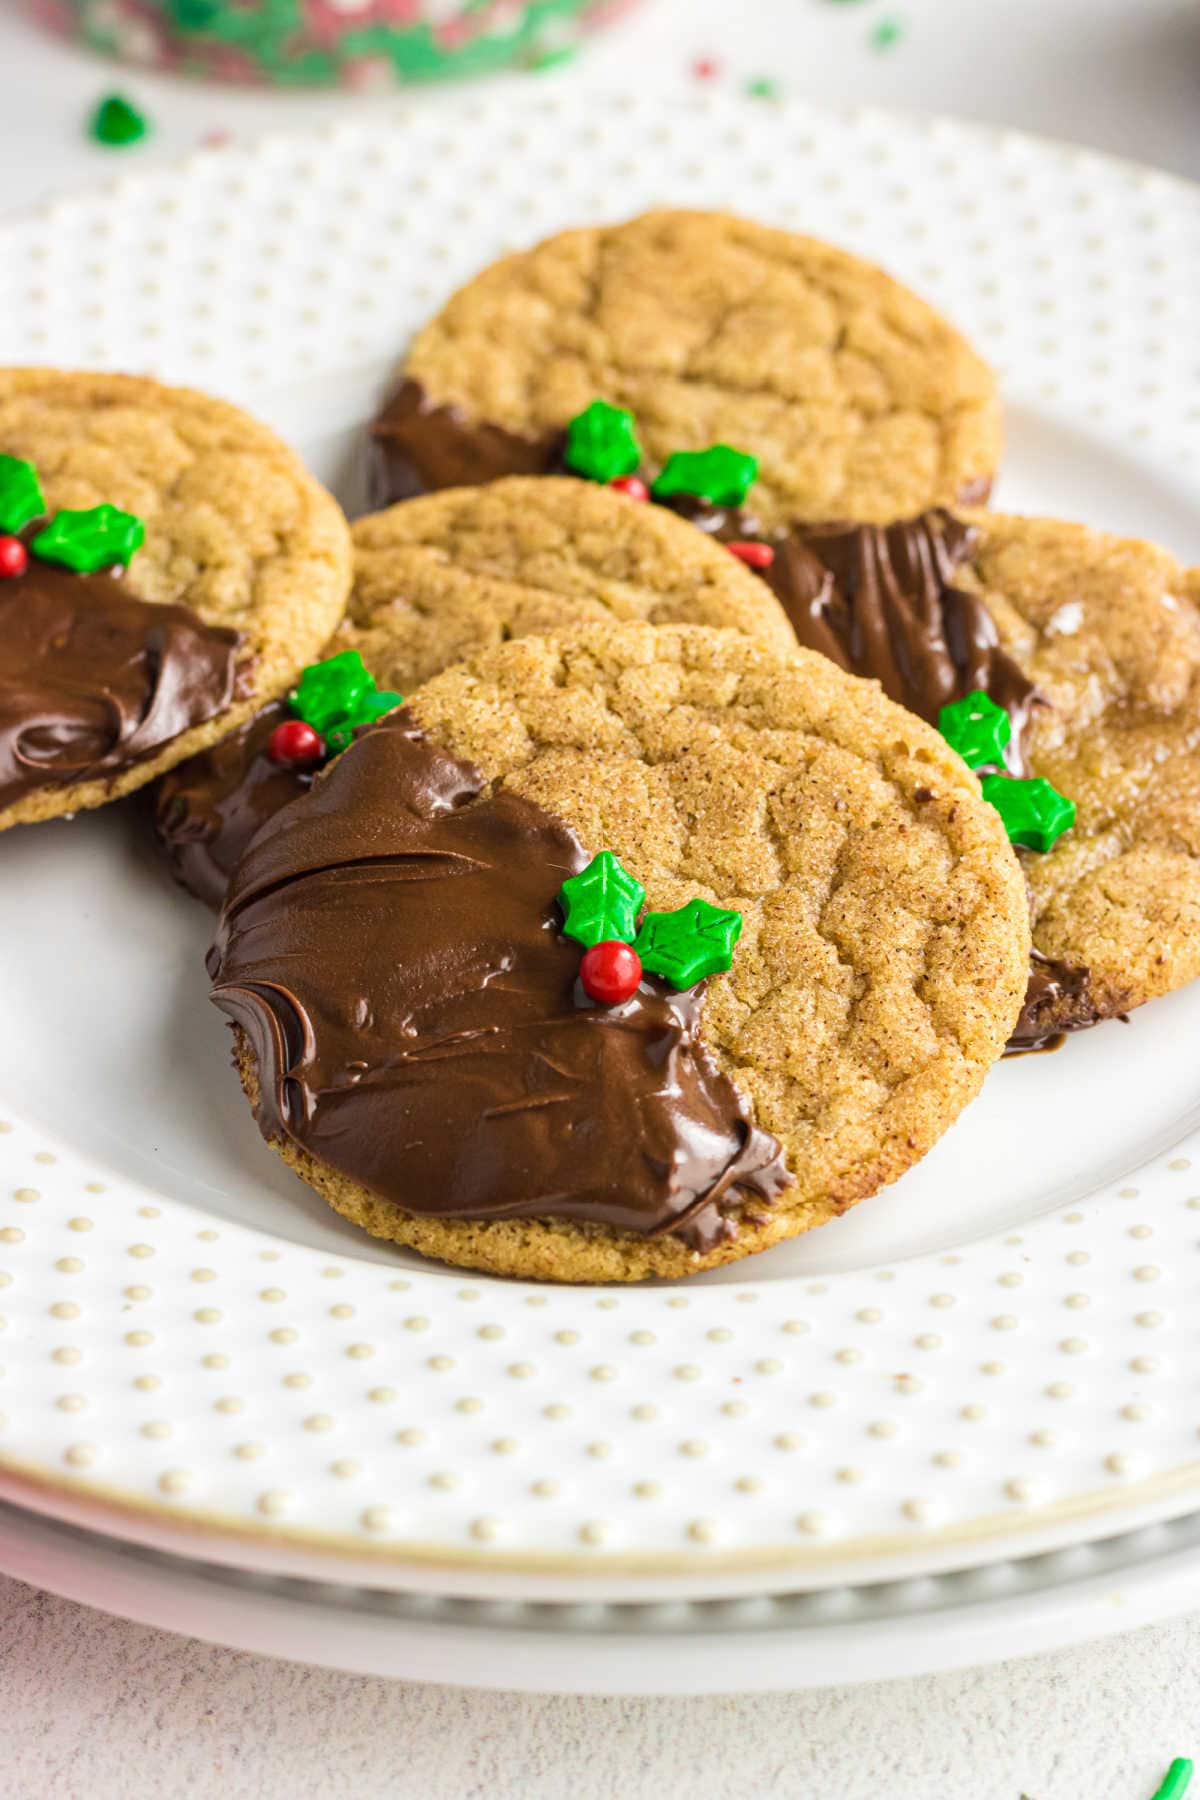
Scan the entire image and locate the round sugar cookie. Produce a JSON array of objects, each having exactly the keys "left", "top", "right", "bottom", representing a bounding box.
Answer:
[
  {"left": 209, "top": 621, "right": 1031, "bottom": 1283},
  {"left": 0, "top": 368, "right": 351, "bottom": 830},
  {"left": 153, "top": 474, "right": 796, "bottom": 905},
  {"left": 371, "top": 209, "right": 1001, "bottom": 526}
]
